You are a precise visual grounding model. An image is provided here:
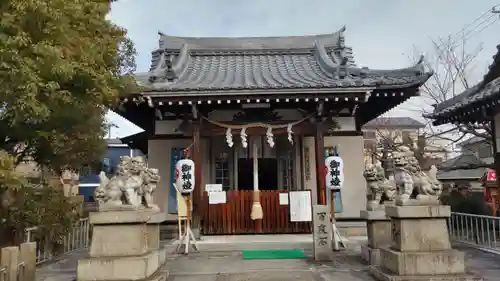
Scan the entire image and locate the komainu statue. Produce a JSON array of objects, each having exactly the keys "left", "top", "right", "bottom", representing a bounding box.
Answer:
[
  {"left": 376, "top": 162, "right": 397, "bottom": 203},
  {"left": 94, "top": 156, "right": 160, "bottom": 211},
  {"left": 363, "top": 163, "right": 382, "bottom": 210},
  {"left": 393, "top": 146, "right": 442, "bottom": 204},
  {"left": 408, "top": 156, "right": 442, "bottom": 200},
  {"left": 363, "top": 161, "right": 397, "bottom": 210},
  {"left": 393, "top": 147, "right": 414, "bottom": 202}
]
